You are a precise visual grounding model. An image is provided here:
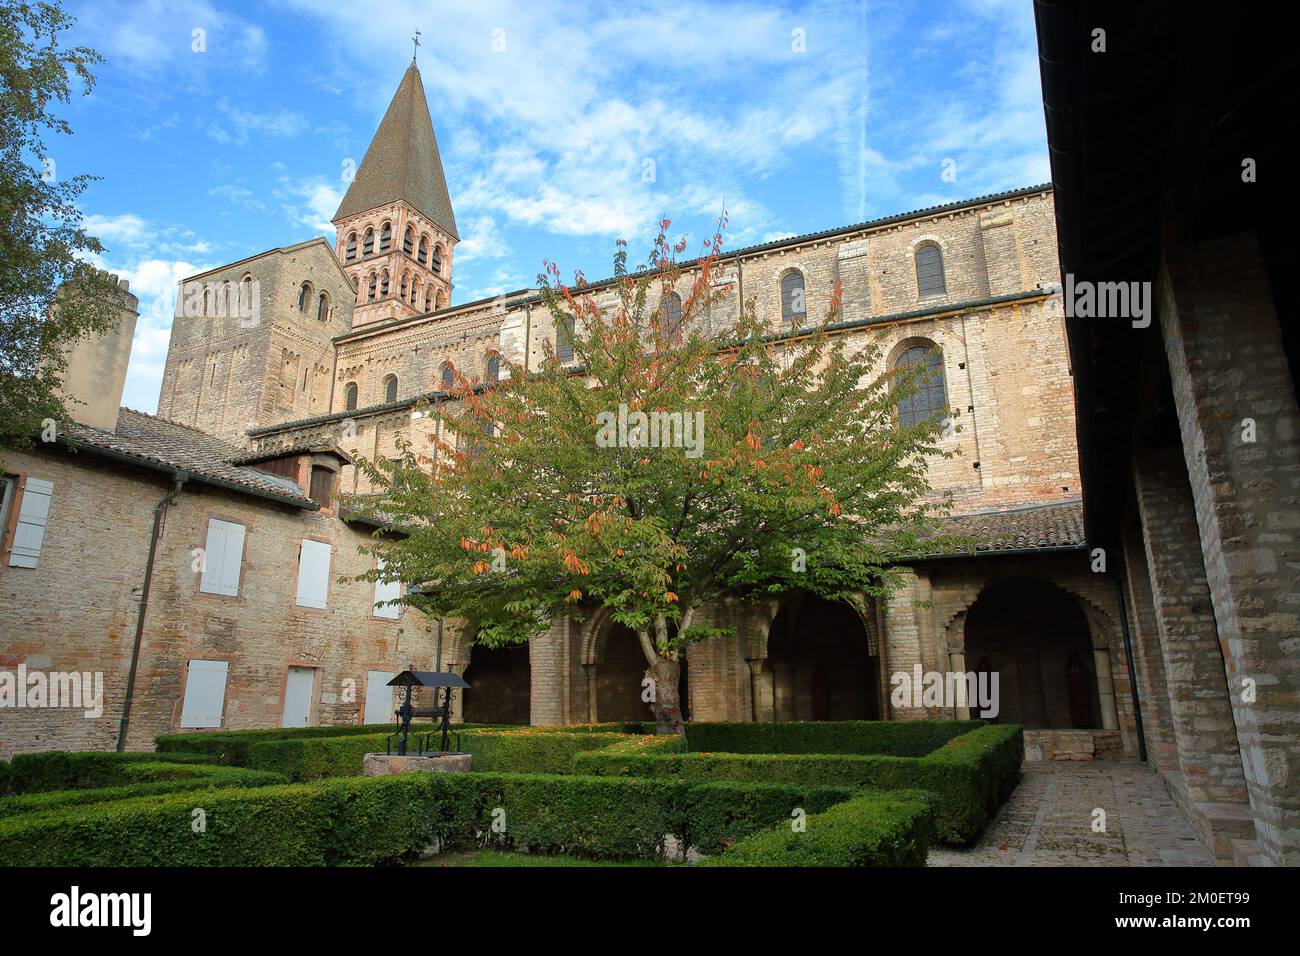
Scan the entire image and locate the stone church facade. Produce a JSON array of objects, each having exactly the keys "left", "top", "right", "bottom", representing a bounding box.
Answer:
[{"left": 4, "top": 65, "right": 1135, "bottom": 777}]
